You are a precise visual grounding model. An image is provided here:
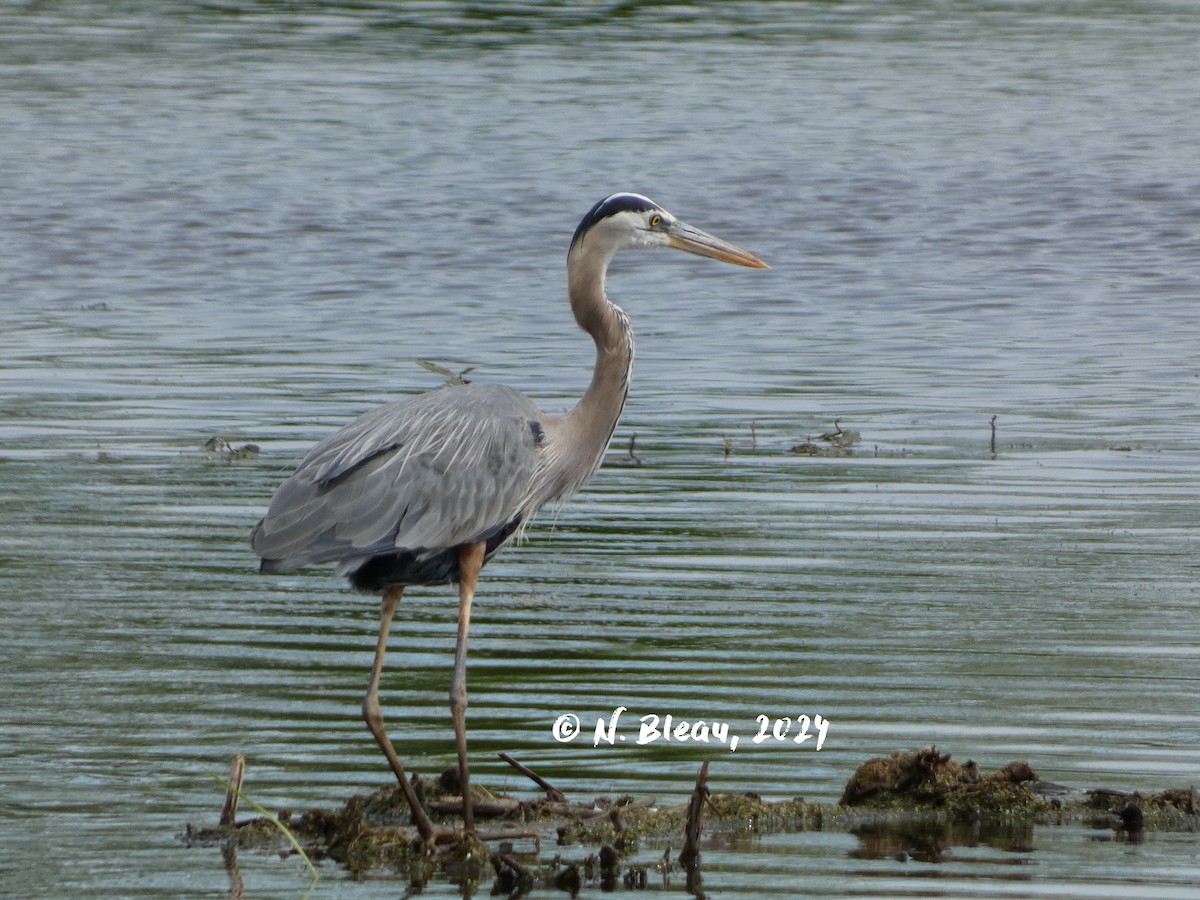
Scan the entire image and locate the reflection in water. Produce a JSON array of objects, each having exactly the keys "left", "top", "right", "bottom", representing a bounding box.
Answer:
[
  {"left": 221, "top": 842, "right": 245, "bottom": 900},
  {"left": 850, "top": 819, "right": 1035, "bottom": 865}
]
